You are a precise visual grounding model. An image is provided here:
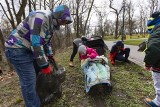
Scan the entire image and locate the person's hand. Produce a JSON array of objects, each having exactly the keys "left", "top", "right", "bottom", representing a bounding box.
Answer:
[
  {"left": 111, "top": 60, "right": 115, "bottom": 65},
  {"left": 48, "top": 55, "right": 55, "bottom": 62},
  {"left": 96, "top": 56, "right": 100, "bottom": 58},
  {"left": 144, "top": 66, "right": 151, "bottom": 71},
  {"left": 87, "top": 54, "right": 91, "bottom": 57},
  {"left": 41, "top": 65, "right": 52, "bottom": 74},
  {"left": 87, "top": 58, "right": 91, "bottom": 61}
]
